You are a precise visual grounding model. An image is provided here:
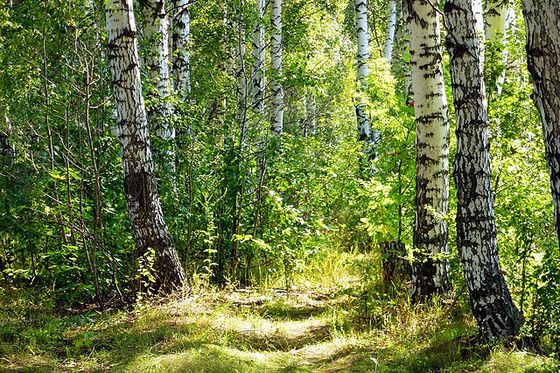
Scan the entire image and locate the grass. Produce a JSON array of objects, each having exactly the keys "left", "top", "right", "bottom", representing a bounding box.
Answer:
[{"left": 1, "top": 250, "right": 558, "bottom": 372}]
